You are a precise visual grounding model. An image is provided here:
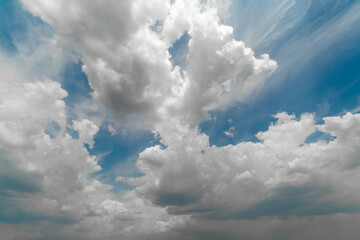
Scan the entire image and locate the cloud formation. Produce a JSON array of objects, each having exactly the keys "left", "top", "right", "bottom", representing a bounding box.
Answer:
[
  {"left": 0, "top": 60, "right": 184, "bottom": 239},
  {"left": 1, "top": 0, "right": 359, "bottom": 239},
  {"left": 21, "top": 0, "right": 276, "bottom": 125},
  {"left": 133, "top": 112, "right": 360, "bottom": 219}
]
